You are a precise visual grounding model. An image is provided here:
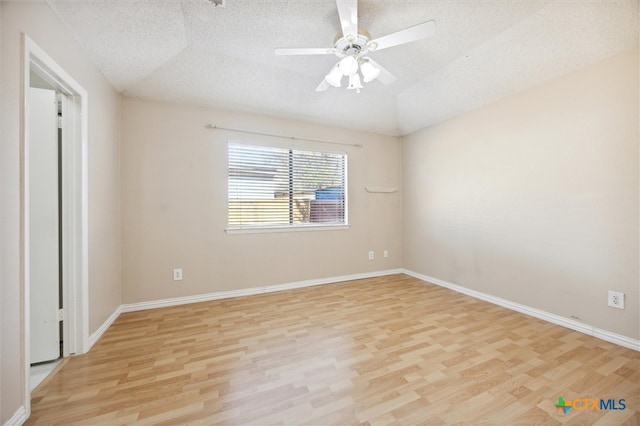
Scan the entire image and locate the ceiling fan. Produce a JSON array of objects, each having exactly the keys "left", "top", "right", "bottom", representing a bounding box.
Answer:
[{"left": 274, "top": 0, "right": 436, "bottom": 93}]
